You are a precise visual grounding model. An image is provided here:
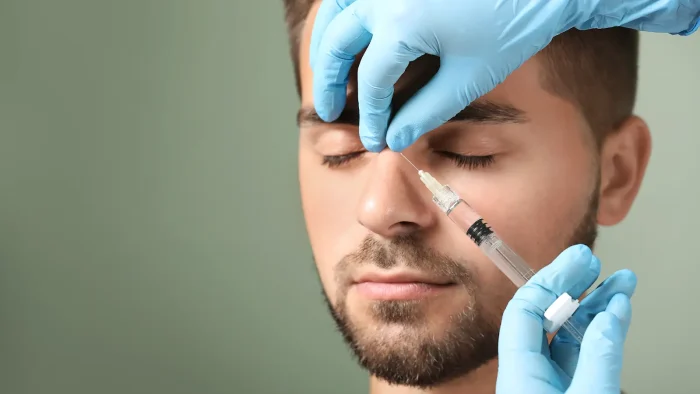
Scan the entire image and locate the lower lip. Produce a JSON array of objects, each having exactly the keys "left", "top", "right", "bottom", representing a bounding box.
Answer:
[{"left": 353, "top": 282, "right": 453, "bottom": 300}]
